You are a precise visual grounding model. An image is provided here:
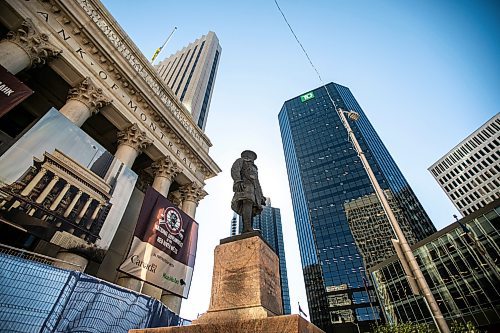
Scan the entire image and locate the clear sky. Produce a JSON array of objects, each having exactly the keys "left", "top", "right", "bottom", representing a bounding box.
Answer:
[{"left": 101, "top": 0, "right": 499, "bottom": 321}]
